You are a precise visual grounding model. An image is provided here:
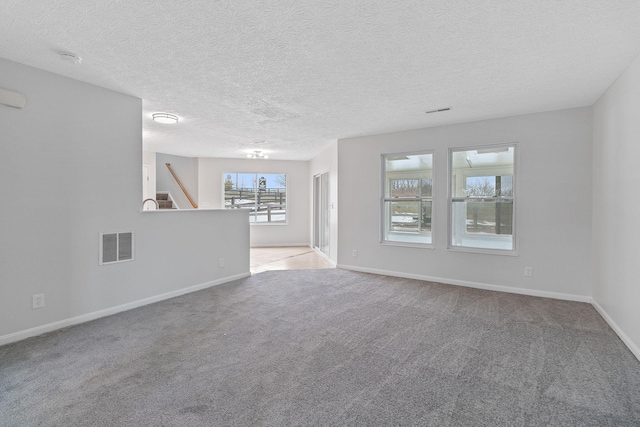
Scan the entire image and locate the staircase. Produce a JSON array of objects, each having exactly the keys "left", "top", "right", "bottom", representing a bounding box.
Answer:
[{"left": 156, "top": 193, "right": 176, "bottom": 209}]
